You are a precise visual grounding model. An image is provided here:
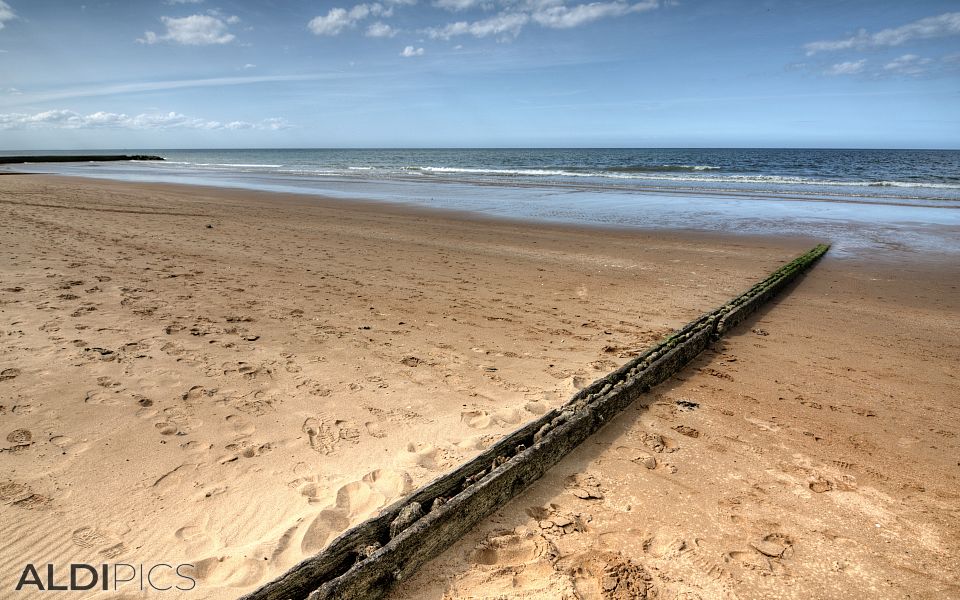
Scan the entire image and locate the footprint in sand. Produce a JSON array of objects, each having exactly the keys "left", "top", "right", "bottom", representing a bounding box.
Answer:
[
  {"left": 640, "top": 432, "right": 679, "bottom": 453},
  {"left": 160, "top": 341, "right": 184, "bottom": 356},
  {"left": 85, "top": 389, "right": 123, "bottom": 405},
  {"left": 180, "top": 440, "right": 212, "bottom": 454},
  {"left": 364, "top": 421, "right": 386, "bottom": 439},
  {"left": 297, "top": 478, "right": 326, "bottom": 503},
  {"left": 300, "top": 469, "right": 412, "bottom": 553},
  {"left": 226, "top": 414, "right": 255, "bottom": 436},
  {"left": 300, "top": 507, "right": 351, "bottom": 555},
  {"left": 155, "top": 422, "right": 179, "bottom": 436},
  {"left": 6, "top": 429, "right": 32, "bottom": 445},
  {"left": 472, "top": 530, "right": 558, "bottom": 567},
  {"left": 72, "top": 526, "right": 127, "bottom": 558},
  {"left": 396, "top": 442, "right": 440, "bottom": 469},
  {"left": 727, "top": 533, "right": 794, "bottom": 575},
  {"left": 152, "top": 464, "right": 199, "bottom": 493},
  {"left": 808, "top": 475, "right": 834, "bottom": 493},
  {"left": 49, "top": 435, "right": 90, "bottom": 456},
  {"left": 452, "top": 434, "right": 492, "bottom": 451},
  {"left": 567, "top": 550, "right": 657, "bottom": 600},
  {"left": 182, "top": 385, "right": 211, "bottom": 402},
  {"left": 301, "top": 416, "right": 360, "bottom": 454},
  {"left": 493, "top": 407, "right": 523, "bottom": 424},
  {"left": 83, "top": 347, "right": 116, "bottom": 362},
  {"left": 447, "top": 529, "right": 572, "bottom": 597},
  {"left": 223, "top": 439, "right": 273, "bottom": 460},
  {"left": 524, "top": 399, "right": 549, "bottom": 415},
  {"left": 0, "top": 368, "right": 21, "bottom": 381},
  {"left": 642, "top": 533, "right": 687, "bottom": 559},
  {"left": 183, "top": 556, "right": 265, "bottom": 588},
  {"left": 461, "top": 410, "right": 493, "bottom": 429},
  {"left": 175, "top": 525, "right": 214, "bottom": 548},
  {"left": 221, "top": 361, "right": 272, "bottom": 380},
  {"left": 614, "top": 446, "right": 657, "bottom": 470},
  {"left": 672, "top": 425, "right": 700, "bottom": 439},
  {"left": 302, "top": 416, "right": 337, "bottom": 455},
  {"left": 1, "top": 480, "right": 52, "bottom": 510},
  {"left": 460, "top": 407, "right": 523, "bottom": 430},
  {"left": 337, "top": 420, "right": 361, "bottom": 444}
]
